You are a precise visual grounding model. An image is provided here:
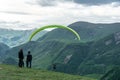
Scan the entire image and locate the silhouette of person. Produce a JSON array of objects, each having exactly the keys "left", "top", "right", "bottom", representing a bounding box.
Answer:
[
  {"left": 18, "top": 49, "right": 24, "bottom": 67},
  {"left": 52, "top": 63, "right": 56, "bottom": 70},
  {"left": 26, "top": 51, "right": 32, "bottom": 68}
]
